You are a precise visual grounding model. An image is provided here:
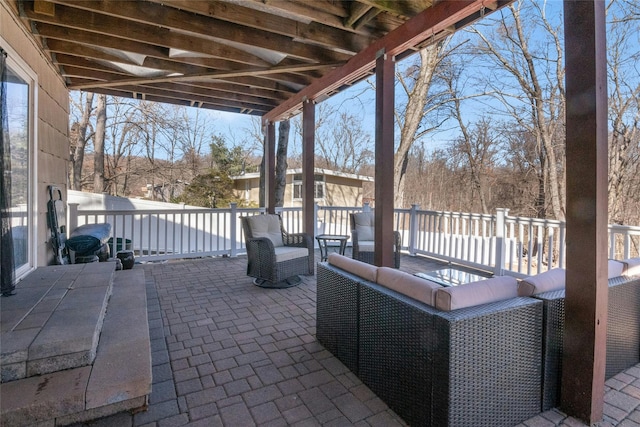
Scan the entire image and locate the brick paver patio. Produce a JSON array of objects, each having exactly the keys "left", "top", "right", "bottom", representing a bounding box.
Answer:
[{"left": 70, "top": 251, "right": 640, "bottom": 427}]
